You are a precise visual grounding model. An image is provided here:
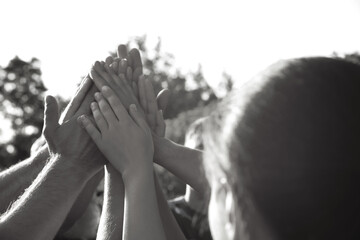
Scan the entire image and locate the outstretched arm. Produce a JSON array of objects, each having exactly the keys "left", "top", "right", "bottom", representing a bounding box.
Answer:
[
  {"left": 0, "top": 76, "right": 105, "bottom": 235},
  {"left": 96, "top": 164, "right": 125, "bottom": 240},
  {"left": 91, "top": 48, "right": 190, "bottom": 239},
  {"left": 80, "top": 87, "right": 166, "bottom": 240},
  {"left": 0, "top": 146, "right": 48, "bottom": 215},
  {"left": 137, "top": 76, "right": 208, "bottom": 196},
  {"left": 0, "top": 95, "right": 104, "bottom": 240}
]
